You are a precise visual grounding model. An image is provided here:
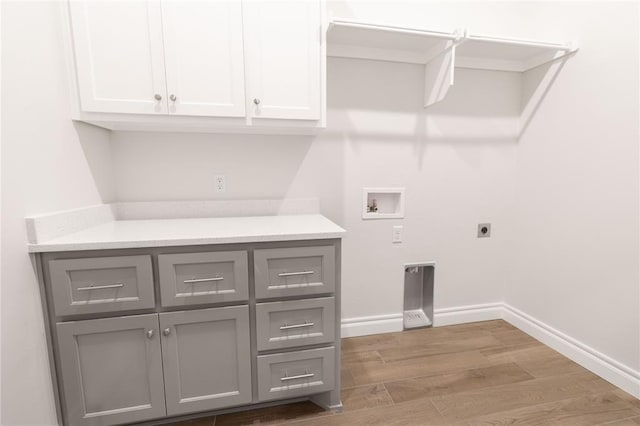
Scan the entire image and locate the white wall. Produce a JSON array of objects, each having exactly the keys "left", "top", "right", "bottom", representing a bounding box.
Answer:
[
  {"left": 1, "top": 2, "right": 114, "bottom": 424},
  {"left": 112, "top": 59, "right": 519, "bottom": 323},
  {"left": 507, "top": 2, "right": 640, "bottom": 372}
]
